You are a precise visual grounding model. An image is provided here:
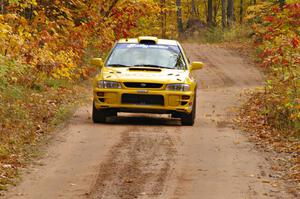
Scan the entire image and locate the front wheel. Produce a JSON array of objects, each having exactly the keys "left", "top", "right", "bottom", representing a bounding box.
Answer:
[
  {"left": 181, "top": 97, "right": 196, "bottom": 126},
  {"left": 92, "top": 102, "right": 106, "bottom": 123}
]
